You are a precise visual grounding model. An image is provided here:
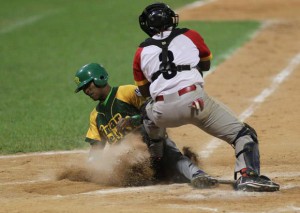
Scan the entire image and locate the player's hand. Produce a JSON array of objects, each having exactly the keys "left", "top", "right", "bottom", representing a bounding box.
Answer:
[
  {"left": 116, "top": 116, "right": 132, "bottom": 133},
  {"left": 116, "top": 115, "right": 142, "bottom": 133}
]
